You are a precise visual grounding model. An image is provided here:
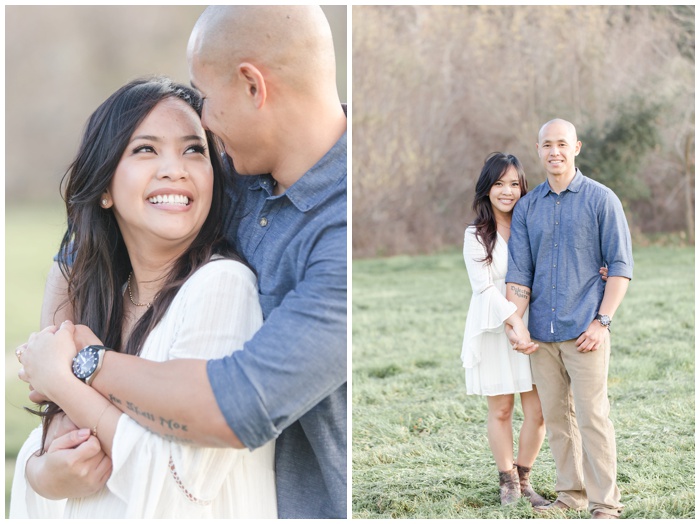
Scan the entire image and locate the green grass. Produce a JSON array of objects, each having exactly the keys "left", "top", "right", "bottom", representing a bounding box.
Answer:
[
  {"left": 352, "top": 246, "right": 695, "bottom": 519},
  {"left": 5, "top": 204, "right": 66, "bottom": 516}
]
